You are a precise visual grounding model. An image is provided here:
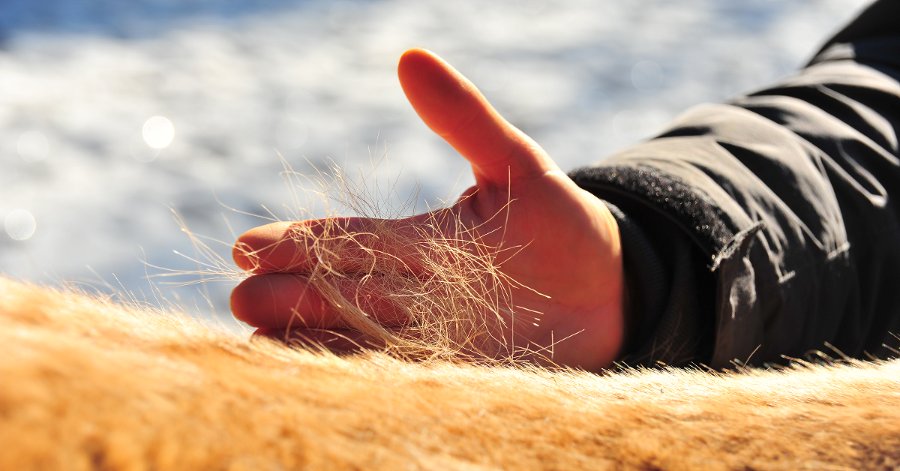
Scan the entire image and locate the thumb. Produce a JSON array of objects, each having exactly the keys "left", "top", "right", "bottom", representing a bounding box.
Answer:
[{"left": 398, "top": 48, "right": 559, "bottom": 186}]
